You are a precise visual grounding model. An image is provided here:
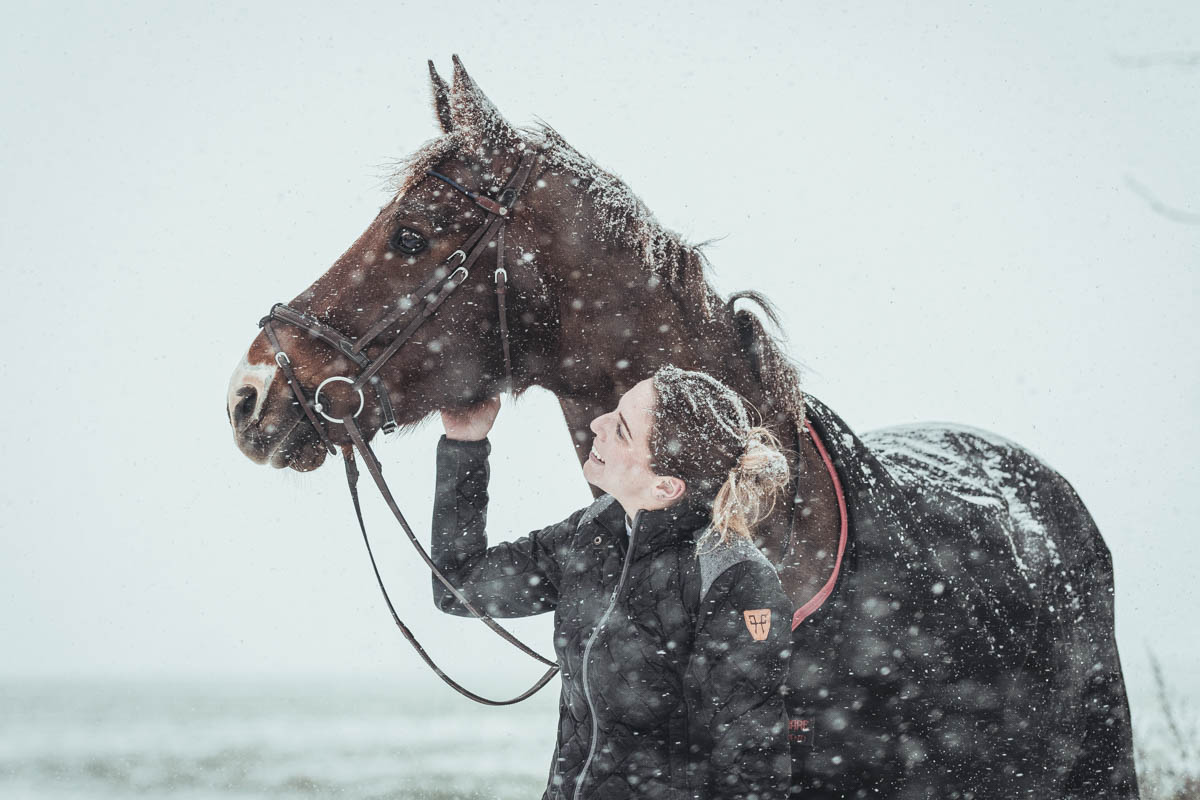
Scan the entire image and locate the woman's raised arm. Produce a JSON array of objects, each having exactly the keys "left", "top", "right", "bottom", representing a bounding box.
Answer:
[{"left": 431, "top": 417, "right": 583, "bottom": 618}]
